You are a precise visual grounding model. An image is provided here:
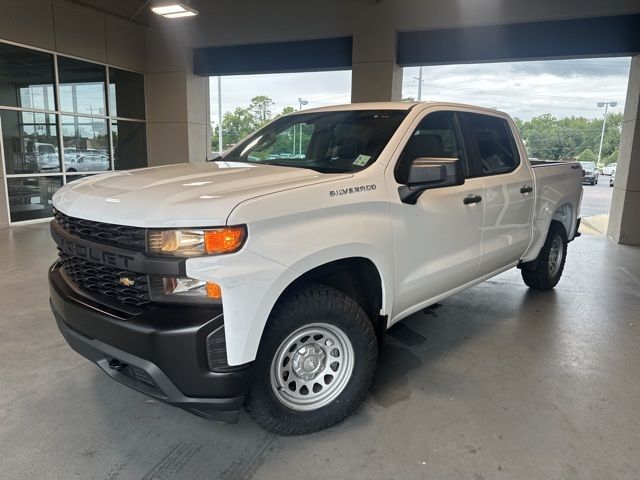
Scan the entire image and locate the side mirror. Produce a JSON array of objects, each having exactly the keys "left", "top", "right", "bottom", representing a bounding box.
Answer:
[{"left": 398, "top": 157, "right": 465, "bottom": 204}]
